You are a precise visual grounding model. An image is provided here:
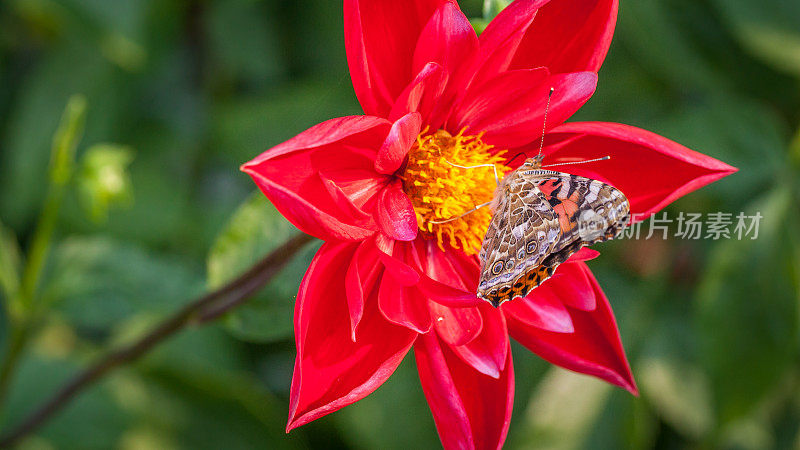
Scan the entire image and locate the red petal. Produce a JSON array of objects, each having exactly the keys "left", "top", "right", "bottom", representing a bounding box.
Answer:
[
  {"left": 418, "top": 241, "right": 483, "bottom": 307},
  {"left": 388, "top": 62, "right": 449, "bottom": 123},
  {"left": 376, "top": 181, "right": 419, "bottom": 241},
  {"left": 470, "top": 0, "right": 551, "bottom": 88},
  {"left": 375, "top": 239, "right": 422, "bottom": 286},
  {"left": 345, "top": 238, "right": 385, "bottom": 341},
  {"left": 545, "top": 262, "right": 596, "bottom": 311},
  {"left": 412, "top": 2, "right": 477, "bottom": 76},
  {"left": 345, "top": 0, "right": 451, "bottom": 117},
  {"left": 417, "top": 273, "right": 484, "bottom": 307},
  {"left": 242, "top": 116, "right": 390, "bottom": 241},
  {"left": 544, "top": 122, "right": 738, "bottom": 220},
  {"left": 450, "top": 70, "right": 597, "bottom": 148},
  {"left": 415, "top": 332, "right": 514, "bottom": 450},
  {"left": 507, "top": 262, "right": 637, "bottom": 394},
  {"left": 375, "top": 113, "right": 423, "bottom": 174},
  {"left": 411, "top": 2, "right": 479, "bottom": 128},
  {"left": 509, "top": 0, "right": 619, "bottom": 74},
  {"left": 501, "top": 290, "right": 574, "bottom": 333},
  {"left": 429, "top": 302, "right": 483, "bottom": 346},
  {"left": 288, "top": 242, "right": 417, "bottom": 431},
  {"left": 379, "top": 272, "right": 433, "bottom": 334},
  {"left": 449, "top": 304, "right": 509, "bottom": 378},
  {"left": 569, "top": 247, "right": 600, "bottom": 262}
]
